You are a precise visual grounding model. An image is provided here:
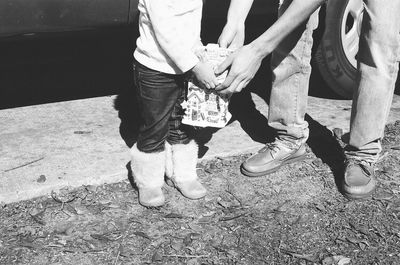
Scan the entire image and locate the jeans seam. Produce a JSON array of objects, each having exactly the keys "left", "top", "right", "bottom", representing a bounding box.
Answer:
[
  {"left": 383, "top": 63, "right": 399, "bottom": 136},
  {"left": 294, "top": 27, "right": 310, "bottom": 138}
]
